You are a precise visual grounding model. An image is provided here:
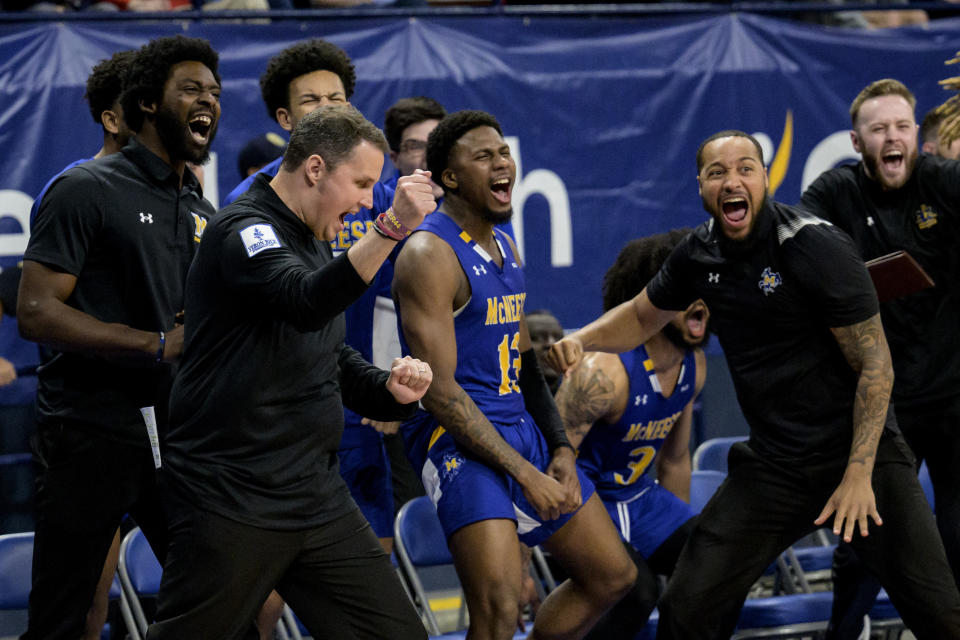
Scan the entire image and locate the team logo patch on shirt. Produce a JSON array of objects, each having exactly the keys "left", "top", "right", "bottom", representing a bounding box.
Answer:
[
  {"left": 239, "top": 224, "right": 281, "bottom": 257},
  {"left": 758, "top": 267, "right": 782, "bottom": 296},
  {"left": 190, "top": 212, "right": 208, "bottom": 243},
  {"left": 915, "top": 204, "right": 938, "bottom": 230},
  {"left": 440, "top": 453, "right": 466, "bottom": 482}
]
